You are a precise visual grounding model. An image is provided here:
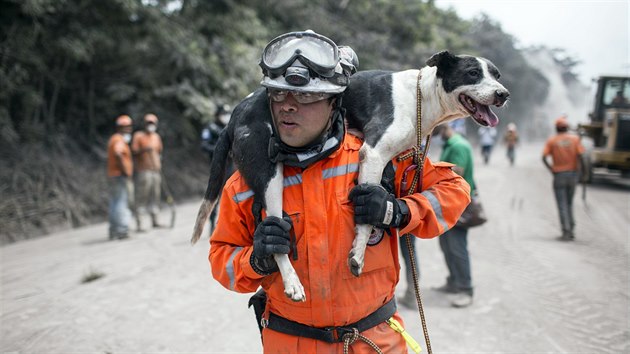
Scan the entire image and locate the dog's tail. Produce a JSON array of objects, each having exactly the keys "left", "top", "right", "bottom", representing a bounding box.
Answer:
[{"left": 191, "top": 129, "right": 232, "bottom": 245}]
